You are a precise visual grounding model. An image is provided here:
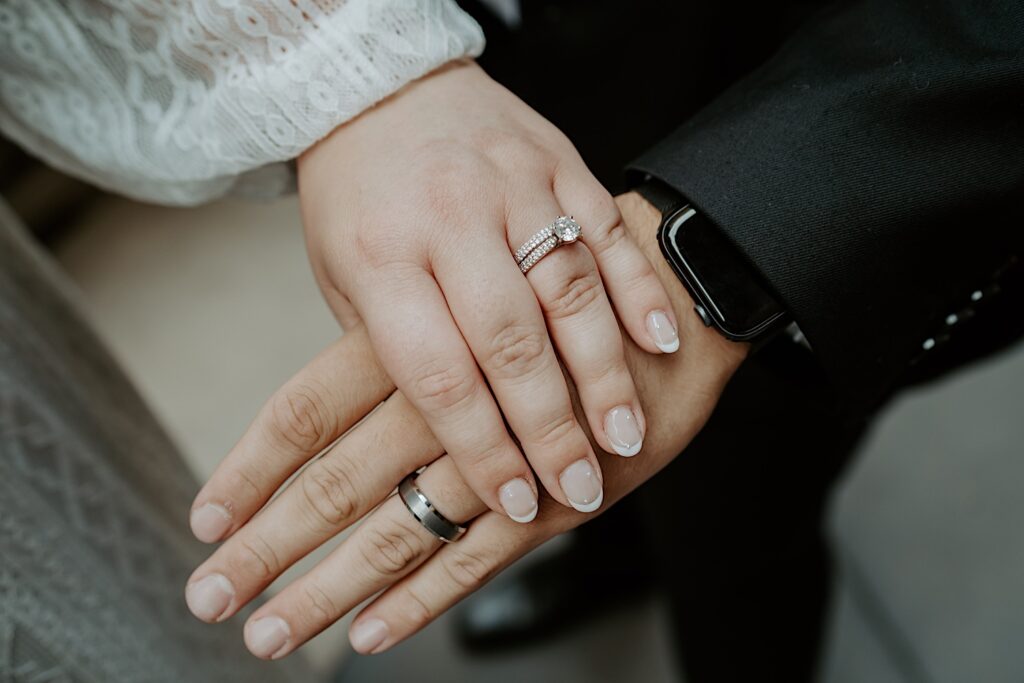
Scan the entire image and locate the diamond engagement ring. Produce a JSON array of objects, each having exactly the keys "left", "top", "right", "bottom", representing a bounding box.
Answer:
[{"left": 514, "top": 216, "right": 582, "bottom": 274}]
